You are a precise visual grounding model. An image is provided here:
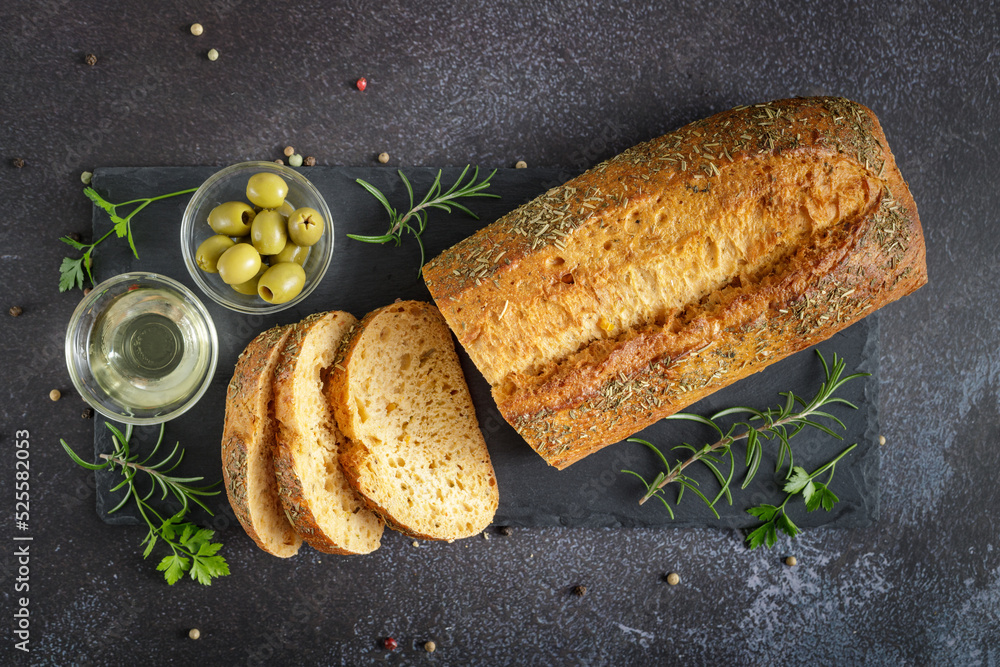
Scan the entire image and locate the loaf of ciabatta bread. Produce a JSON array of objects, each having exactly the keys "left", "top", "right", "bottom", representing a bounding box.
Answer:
[
  {"left": 329, "top": 301, "right": 498, "bottom": 541},
  {"left": 221, "top": 325, "right": 302, "bottom": 558},
  {"left": 423, "top": 96, "right": 927, "bottom": 469},
  {"left": 273, "top": 311, "right": 384, "bottom": 554}
]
